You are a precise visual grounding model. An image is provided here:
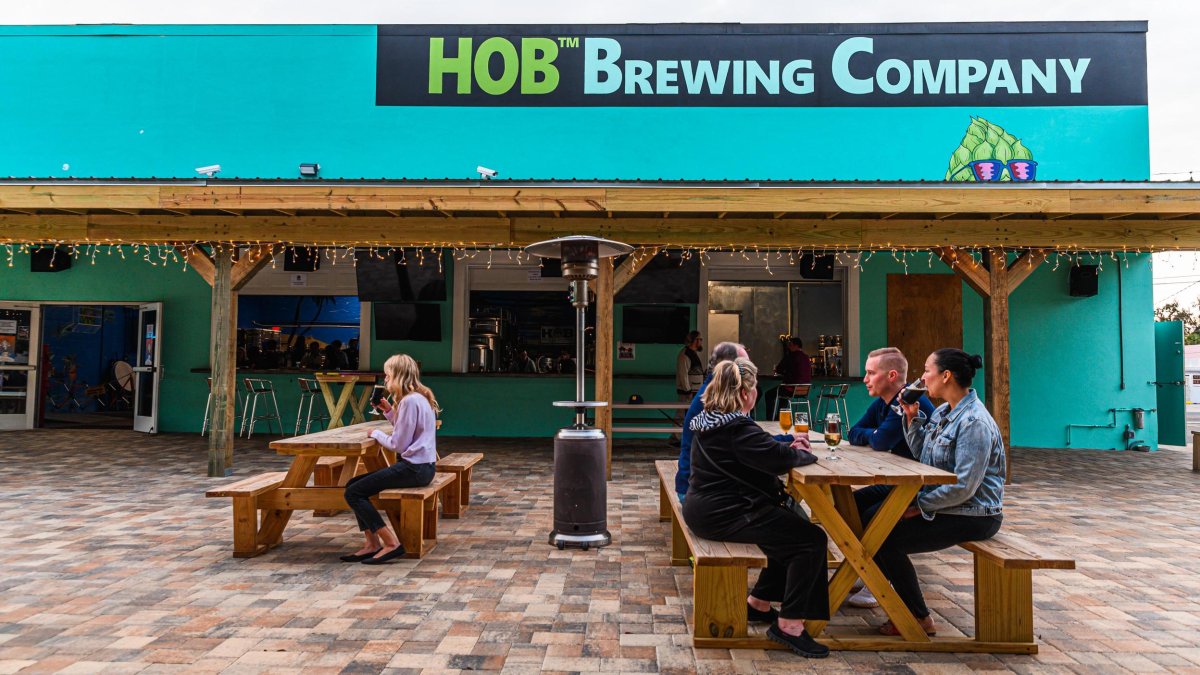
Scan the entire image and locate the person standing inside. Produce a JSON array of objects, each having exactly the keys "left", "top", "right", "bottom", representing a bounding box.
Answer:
[
  {"left": 674, "top": 331, "right": 704, "bottom": 437},
  {"left": 340, "top": 353, "right": 440, "bottom": 565},
  {"left": 770, "top": 337, "right": 813, "bottom": 416}
]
